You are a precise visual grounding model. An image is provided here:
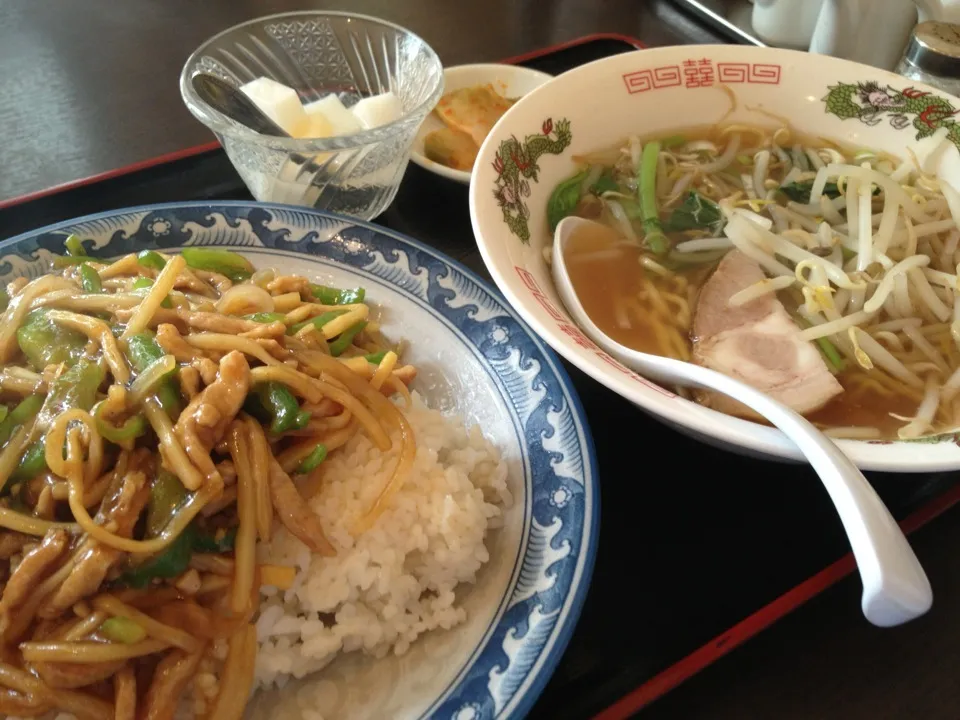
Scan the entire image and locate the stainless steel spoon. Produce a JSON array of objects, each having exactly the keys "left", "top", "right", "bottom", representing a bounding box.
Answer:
[
  {"left": 190, "top": 72, "right": 331, "bottom": 206},
  {"left": 191, "top": 72, "right": 291, "bottom": 137},
  {"left": 552, "top": 215, "right": 932, "bottom": 627}
]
